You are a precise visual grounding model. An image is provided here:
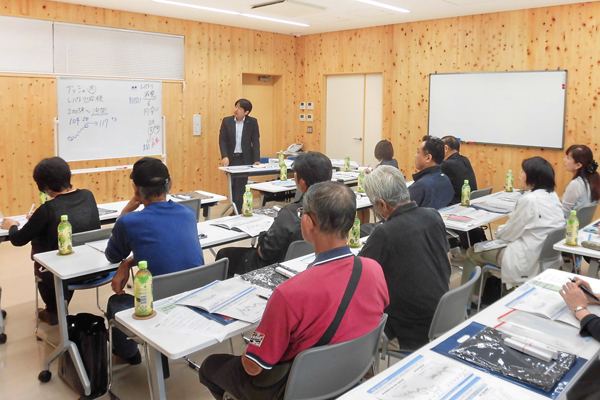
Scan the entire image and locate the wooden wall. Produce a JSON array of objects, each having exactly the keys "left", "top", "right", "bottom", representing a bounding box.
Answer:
[
  {"left": 1, "top": 0, "right": 599, "bottom": 216},
  {"left": 296, "top": 2, "right": 600, "bottom": 200},
  {"left": 0, "top": 0, "right": 297, "bottom": 215}
]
